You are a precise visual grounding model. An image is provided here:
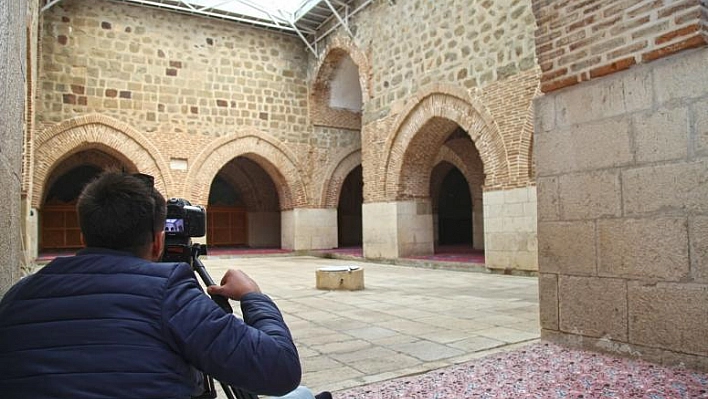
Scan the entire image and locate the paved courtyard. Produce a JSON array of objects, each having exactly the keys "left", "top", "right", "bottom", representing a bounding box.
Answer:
[{"left": 201, "top": 255, "right": 540, "bottom": 394}]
